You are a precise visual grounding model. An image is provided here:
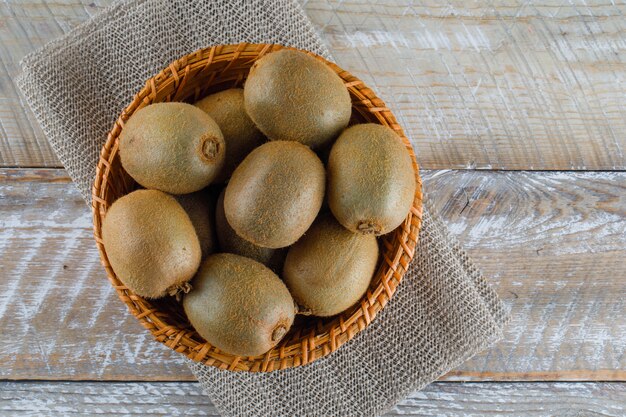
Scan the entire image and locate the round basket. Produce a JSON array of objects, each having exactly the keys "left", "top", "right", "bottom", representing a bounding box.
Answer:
[{"left": 92, "top": 43, "right": 423, "bottom": 372}]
